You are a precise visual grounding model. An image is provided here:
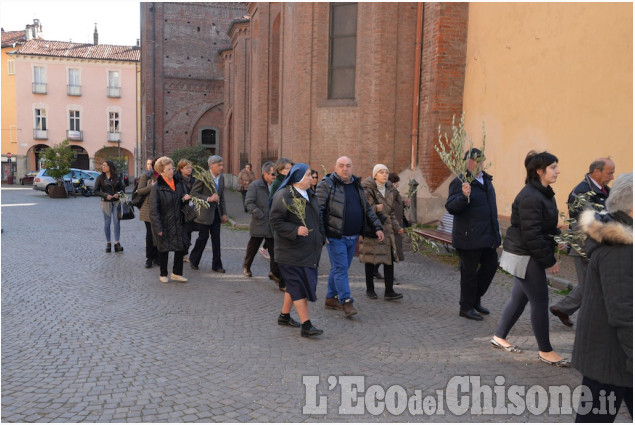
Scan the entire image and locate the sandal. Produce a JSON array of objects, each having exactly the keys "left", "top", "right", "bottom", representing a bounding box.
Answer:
[
  {"left": 490, "top": 338, "right": 522, "bottom": 353},
  {"left": 538, "top": 354, "right": 571, "bottom": 368}
]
